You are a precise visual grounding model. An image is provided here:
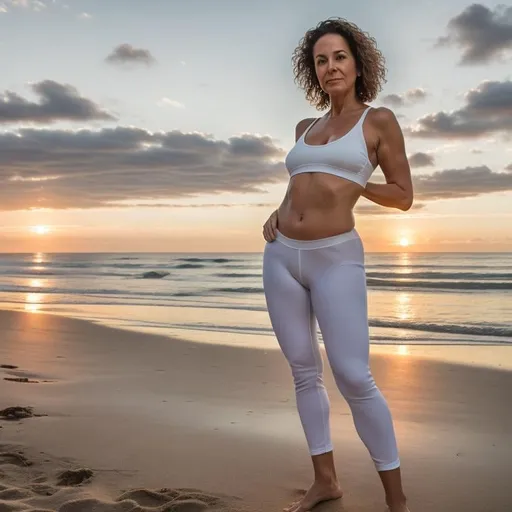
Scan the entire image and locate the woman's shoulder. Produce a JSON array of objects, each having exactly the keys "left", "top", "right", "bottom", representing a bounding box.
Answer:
[
  {"left": 295, "top": 117, "right": 317, "bottom": 141},
  {"left": 366, "top": 106, "right": 399, "bottom": 129}
]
